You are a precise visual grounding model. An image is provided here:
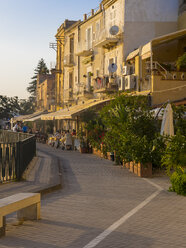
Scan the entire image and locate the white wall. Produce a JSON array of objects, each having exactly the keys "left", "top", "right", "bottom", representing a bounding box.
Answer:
[
  {"left": 105, "top": 0, "right": 125, "bottom": 34},
  {"left": 124, "top": 0, "right": 179, "bottom": 58},
  {"left": 125, "top": 0, "right": 178, "bottom": 22}
]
